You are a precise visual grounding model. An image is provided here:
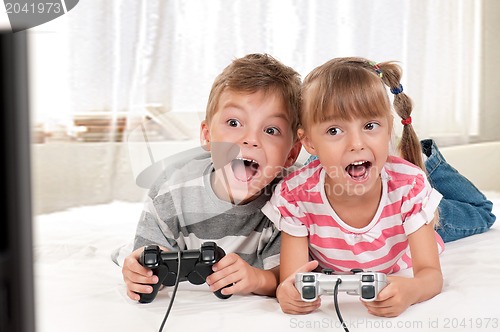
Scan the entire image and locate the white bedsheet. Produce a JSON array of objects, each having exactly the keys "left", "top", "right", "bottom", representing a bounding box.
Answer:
[{"left": 34, "top": 193, "right": 500, "bottom": 332}]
